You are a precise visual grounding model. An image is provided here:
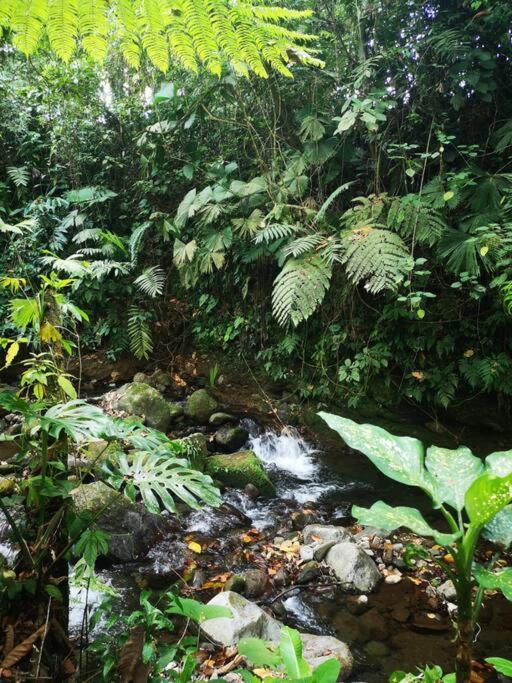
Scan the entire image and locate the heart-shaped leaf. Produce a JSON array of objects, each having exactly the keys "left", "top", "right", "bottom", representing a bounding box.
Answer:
[
  {"left": 465, "top": 472, "right": 512, "bottom": 526},
  {"left": 486, "top": 450, "right": 512, "bottom": 477},
  {"left": 482, "top": 505, "right": 512, "bottom": 549},
  {"left": 425, "top": 445, "right": 483, "bottom": 511},
  {"left": 352, "top": 501, "right": 460, "bottom": 546},
  {"left": 318, "top": 413, "right": 434, "bottom": 495},
  {"left": 473, "top": 566, "right": 512, "bottom": 600}
]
